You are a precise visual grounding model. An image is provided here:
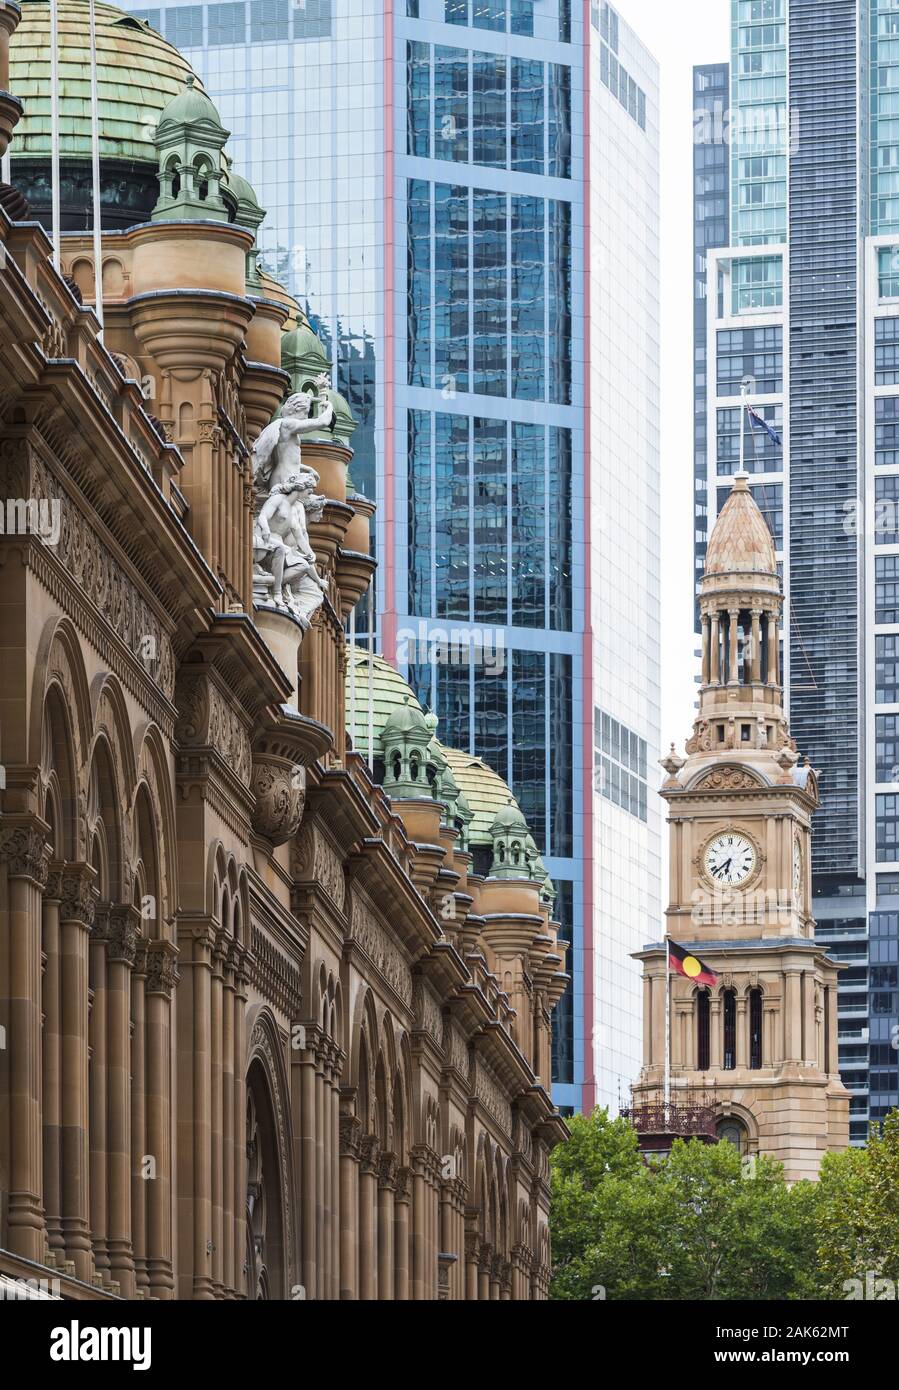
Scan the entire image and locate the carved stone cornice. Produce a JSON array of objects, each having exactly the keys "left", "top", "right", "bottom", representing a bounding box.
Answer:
[{"left": 0, "top": 823, "right": 50, "bottom": 887}]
